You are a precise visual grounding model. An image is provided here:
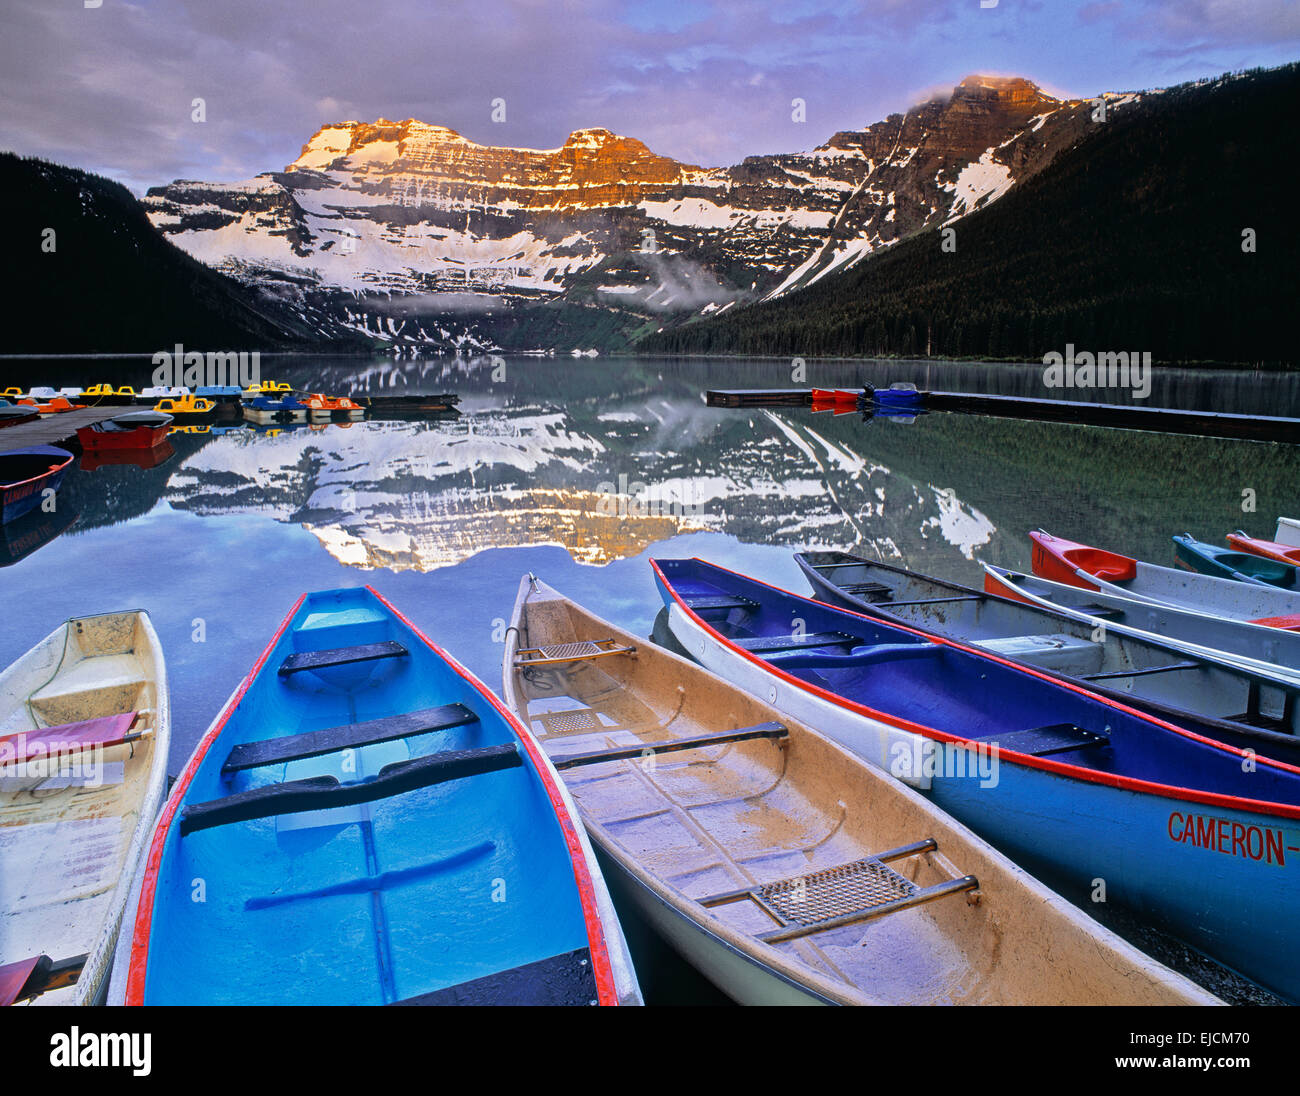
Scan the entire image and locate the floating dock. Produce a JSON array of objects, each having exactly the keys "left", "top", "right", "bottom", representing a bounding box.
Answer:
[
  {"left": 0, "top": 408, "right": 127, "bottom": 454},
  {"left": 705, "top": 389, "right": 1300, "bottom": 443}
]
